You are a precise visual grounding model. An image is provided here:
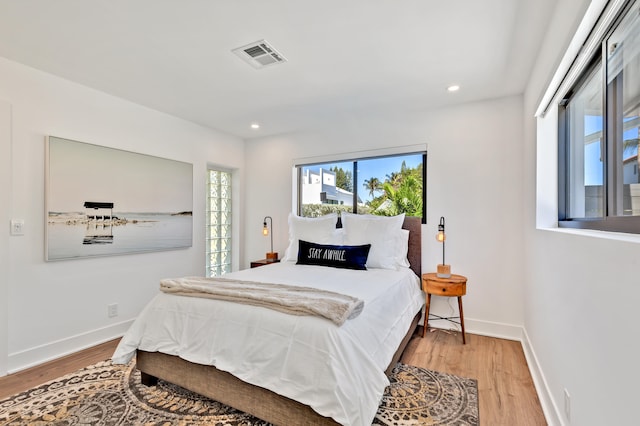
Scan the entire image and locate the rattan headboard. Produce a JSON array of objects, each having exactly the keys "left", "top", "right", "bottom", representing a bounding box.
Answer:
[{"left": 402, "top": 216, "right": 422, "bottom": 277}]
